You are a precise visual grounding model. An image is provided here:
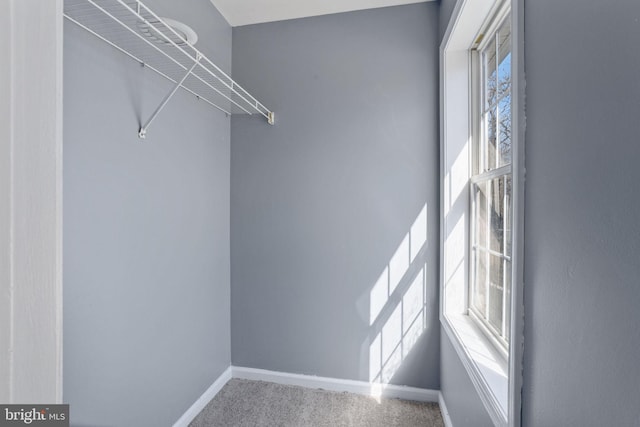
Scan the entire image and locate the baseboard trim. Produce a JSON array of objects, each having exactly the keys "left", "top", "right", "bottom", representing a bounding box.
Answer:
[
  {"left": 439, "top": 392, "right": 454, "bottom": 427},
  {"left": 173, "top": 365, "right": 442, "bottom": 426},
  {"left": 172, "top": 366, "right": 232, "bottom": 427},
  {"left": 231, "top": 366, "right": 439, "bottom": 403}
]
